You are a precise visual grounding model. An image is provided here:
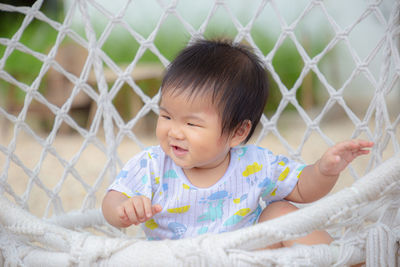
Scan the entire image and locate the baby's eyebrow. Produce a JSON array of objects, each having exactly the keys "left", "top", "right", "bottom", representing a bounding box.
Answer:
[{"left": 159, "top": 106, "right": 169, "bottom": 113}]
